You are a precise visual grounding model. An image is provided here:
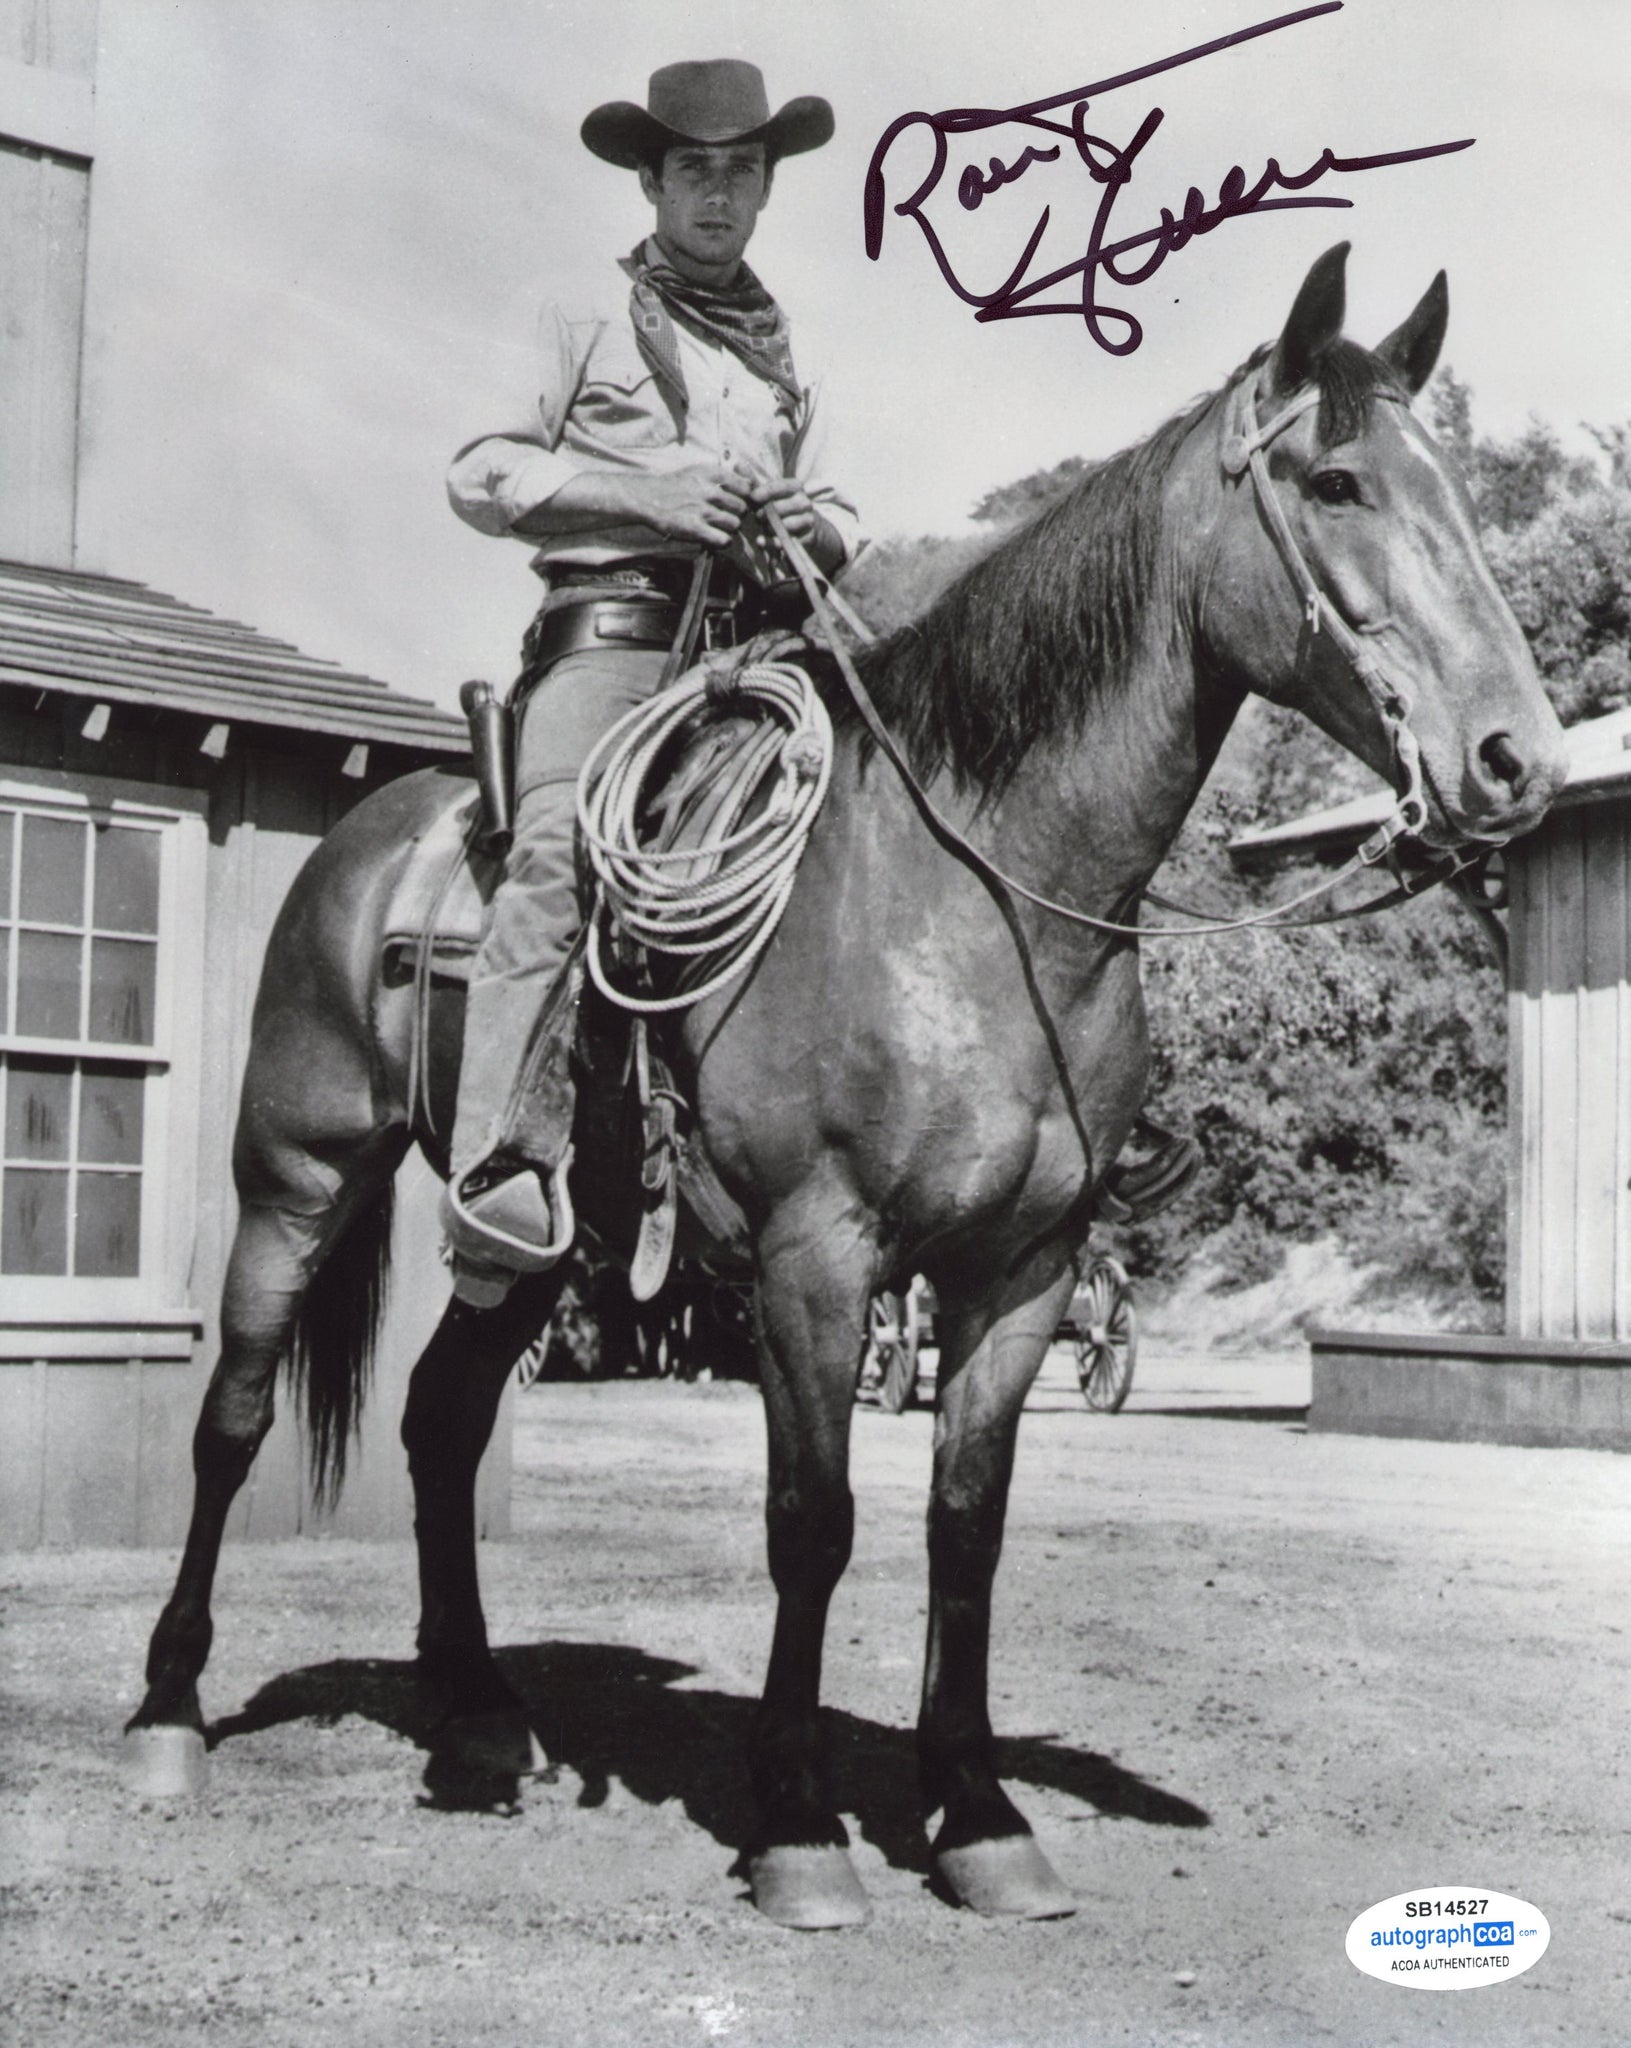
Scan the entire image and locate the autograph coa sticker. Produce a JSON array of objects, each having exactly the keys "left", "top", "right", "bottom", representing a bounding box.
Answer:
[{"left": 1346, "top": 1887, "right": 1550, "bottom": 1989}]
